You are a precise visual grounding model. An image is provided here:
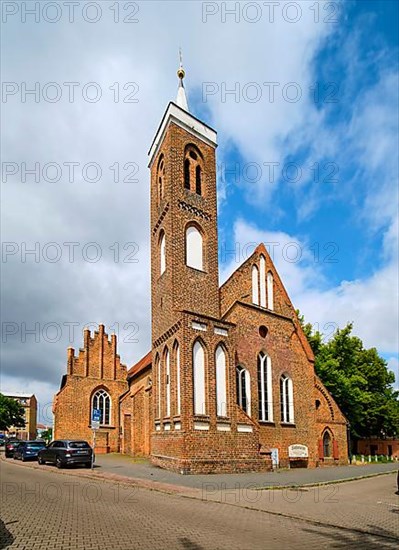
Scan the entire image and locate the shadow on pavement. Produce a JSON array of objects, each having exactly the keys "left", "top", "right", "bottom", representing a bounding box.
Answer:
[
  {"left": 301, "top": 522, "right": 398, "bottom": 548},
  {"left": 0, "top": 518, "right": 15, "bottom": 549}
]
